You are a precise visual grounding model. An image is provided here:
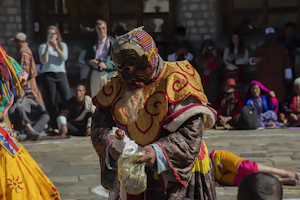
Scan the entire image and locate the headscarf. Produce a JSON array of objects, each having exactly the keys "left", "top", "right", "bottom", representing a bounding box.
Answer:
[
  {"left": 244, "top": 80, "right": 271, "bottom": 103},
  {"left": 0, "top": 45, "right": 26, "bottom": 115},
  {"left": 112, "top": 27, "right": 159, "bottom": 77},
  {"left": 244, "top": 80, "right": 278, "bottom": 113}
]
